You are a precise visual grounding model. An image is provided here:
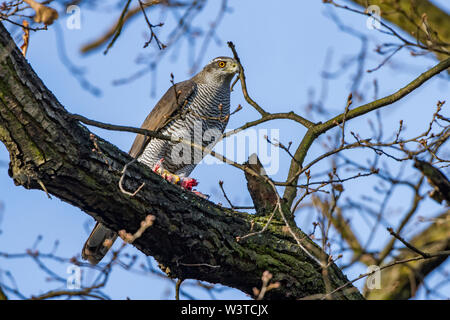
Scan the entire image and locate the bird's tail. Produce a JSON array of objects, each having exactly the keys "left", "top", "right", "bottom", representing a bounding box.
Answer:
[{"left": 82, "top": 222, "right": 117, "bottom": 265}]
